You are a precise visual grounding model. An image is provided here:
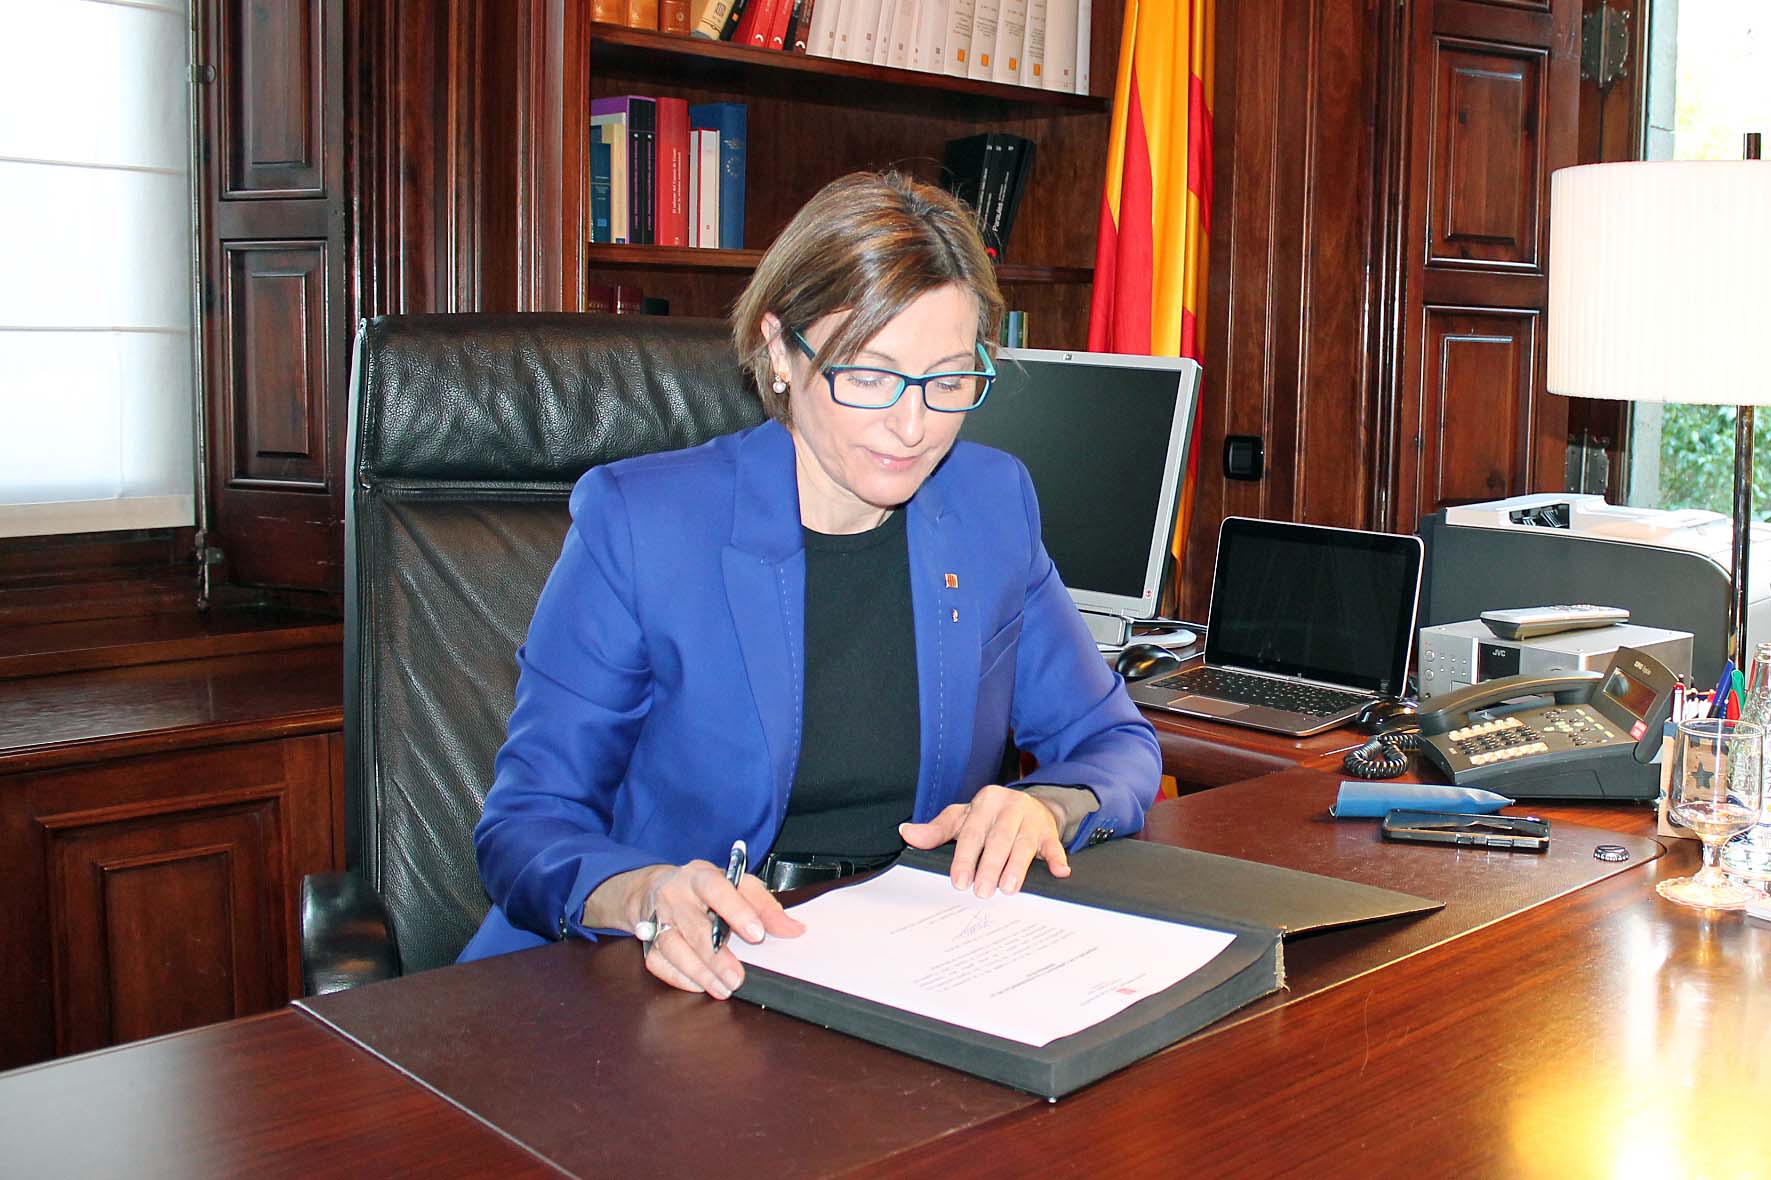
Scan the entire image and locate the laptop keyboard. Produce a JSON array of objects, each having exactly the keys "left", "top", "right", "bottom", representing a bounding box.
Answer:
[{"left": 1151, "top": 666, "right": 1369, "bottom": 717}]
